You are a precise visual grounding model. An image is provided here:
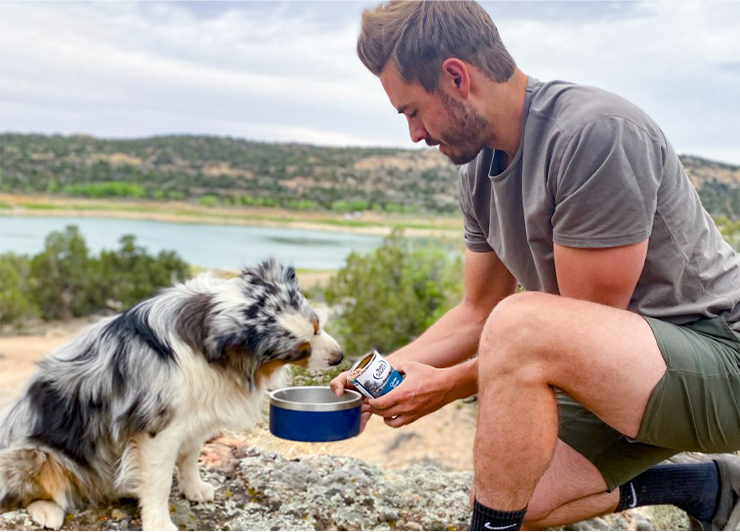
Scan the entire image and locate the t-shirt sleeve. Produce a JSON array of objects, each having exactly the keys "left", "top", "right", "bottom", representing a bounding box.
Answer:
[
  {"left": 551, "top": 117, "right": 664, "bottom": 248},
  {"left": 458, "top": 165, "right": 493, "bottom": 252}
]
